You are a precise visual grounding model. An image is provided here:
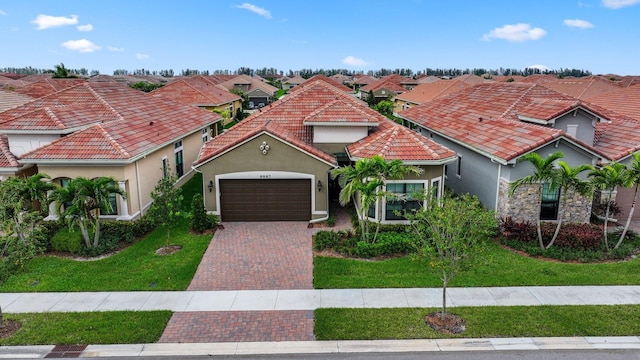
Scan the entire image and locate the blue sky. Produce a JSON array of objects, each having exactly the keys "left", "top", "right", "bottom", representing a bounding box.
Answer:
[{"left": 1, "top": 0, "right": 639, "bottom": 75}]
